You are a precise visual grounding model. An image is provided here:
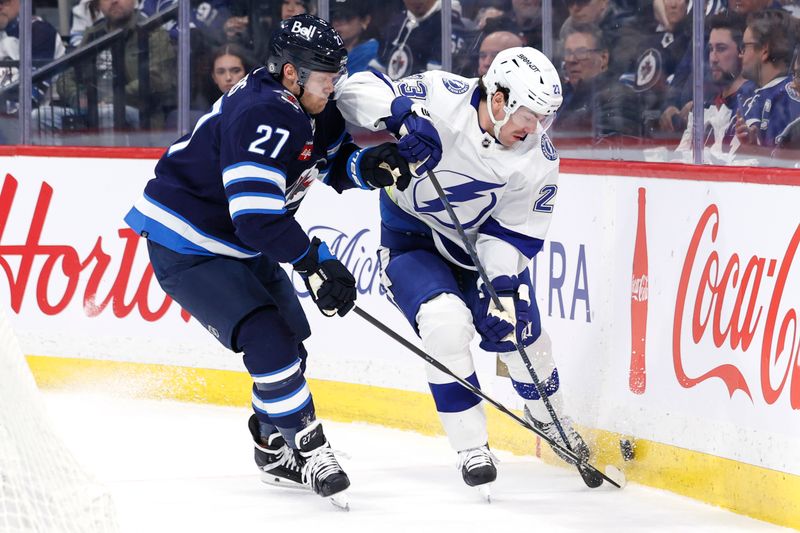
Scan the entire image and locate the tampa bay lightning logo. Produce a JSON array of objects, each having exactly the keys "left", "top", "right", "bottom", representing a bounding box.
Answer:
[
  {"left": 442, "top": 78, "right": 469, "bottom": 94},
  {"left": 541, "top": 134, "right": 558, "bottom": 161},
  {"left": 412, "top": 170, "right": 502, "bottom": 229}
]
